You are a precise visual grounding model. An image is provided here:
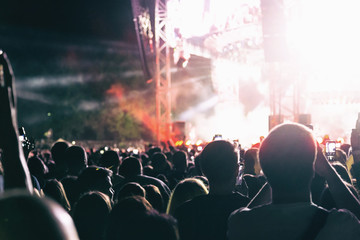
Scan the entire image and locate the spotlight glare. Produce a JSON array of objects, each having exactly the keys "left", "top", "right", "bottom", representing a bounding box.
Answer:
[
  {"left": 196, "top": 140, "right": 203, "bottom": 146},
  {"left": 316, "top": 137, "right": 323, "bottom": 145}
]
